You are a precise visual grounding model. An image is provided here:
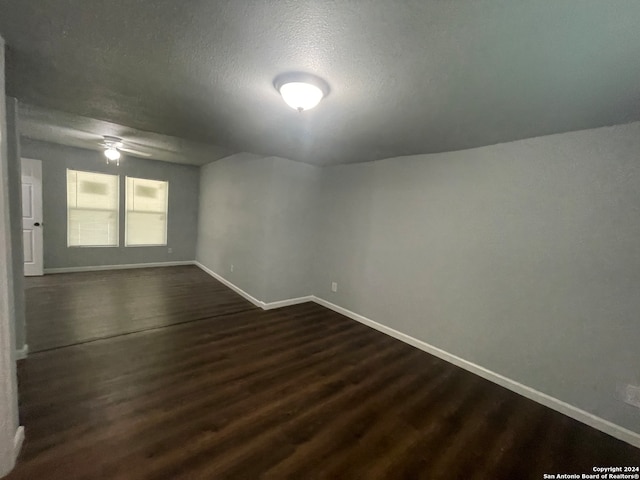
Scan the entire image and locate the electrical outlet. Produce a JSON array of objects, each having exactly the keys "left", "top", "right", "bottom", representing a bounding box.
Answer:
[
  {"left": 167, "top": 247, "right": 173, "bottom": 254},
  {"left": 230, "top": 264, "right": 234, "bottom": 272},
  {"left": 331, "top": 282, "right": 338, "bottom": 292},
  {"left": 623, "top": 384, "right": 640, "bottom": 408}
]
